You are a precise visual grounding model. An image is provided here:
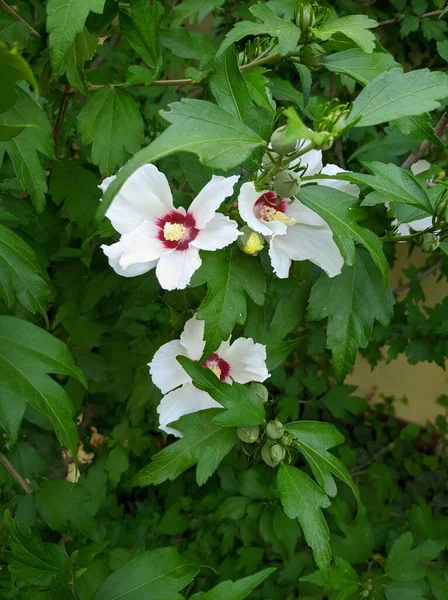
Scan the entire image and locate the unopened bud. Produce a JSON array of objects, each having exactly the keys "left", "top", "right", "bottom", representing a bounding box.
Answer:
[
  {"left": 266, "top": 419, "right": 284, "bottom": 440},
  {"left": 262, "top": 152, "right": 279, "bottom": 172},
  {"left": 273, "top": 170, "right": 301, "bottom": 198},
  {"left": 299, "top": 43, "right": 325, "bottom": 68},
  {"left": 237, "top": 426, "right": 260, "bottom": 443},
  {"left": 261, "top": 442, "right": 285, "bottom": 467},
  {"left": 296, "top": 5, "right": 316, "bottom": 38},
  {"left": 237, "top": 226, "right": 265, "bottom": 256},
  {"left": 270, "top": 126, "right": 299, "bottom": 156},
  {"left": 282, "top": 433, "right": 294, "bottom": 446},
  {"left": 420, "top": 232, "right": 439, "bottom": 252},
  {"left": 250, "top": 382, "right": 269, "bottom": 403},
  {"left": 319, "top": 136, "right": 334, "bottom": 151}
]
